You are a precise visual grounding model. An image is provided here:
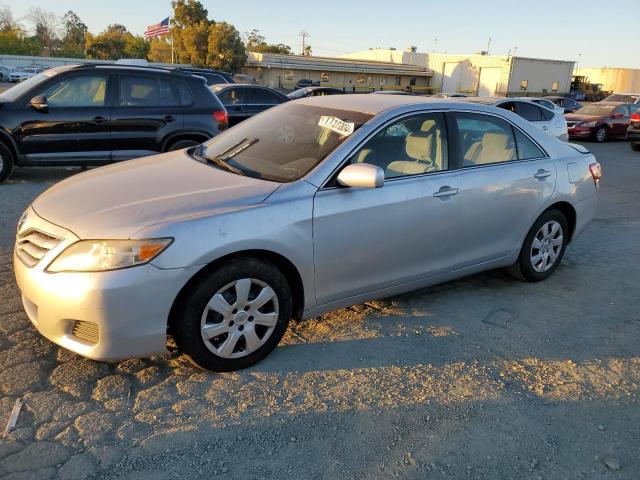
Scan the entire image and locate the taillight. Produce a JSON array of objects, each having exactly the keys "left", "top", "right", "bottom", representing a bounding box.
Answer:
[
  {"left": 589, "top": 162, "right": 602, "bottom": 189},
  {"left": 631, "top": 112, "right": 640, "bottom": 122},
  {"left": 213, "top": 110, "right": 228, "bottom": 128}
]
